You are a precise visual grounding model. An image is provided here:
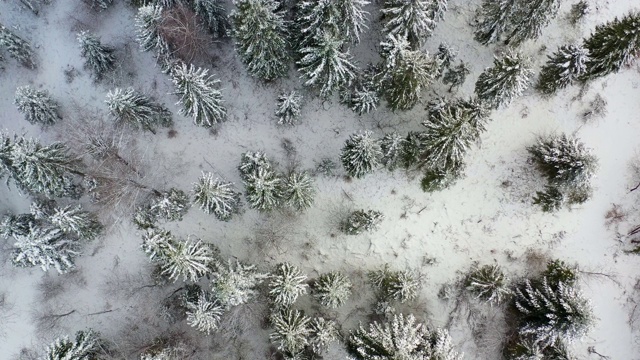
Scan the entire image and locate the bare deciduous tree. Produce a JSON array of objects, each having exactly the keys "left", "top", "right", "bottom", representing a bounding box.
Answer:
[{"left": 158, "top": 5, "right": 211, "bottom": 63}]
